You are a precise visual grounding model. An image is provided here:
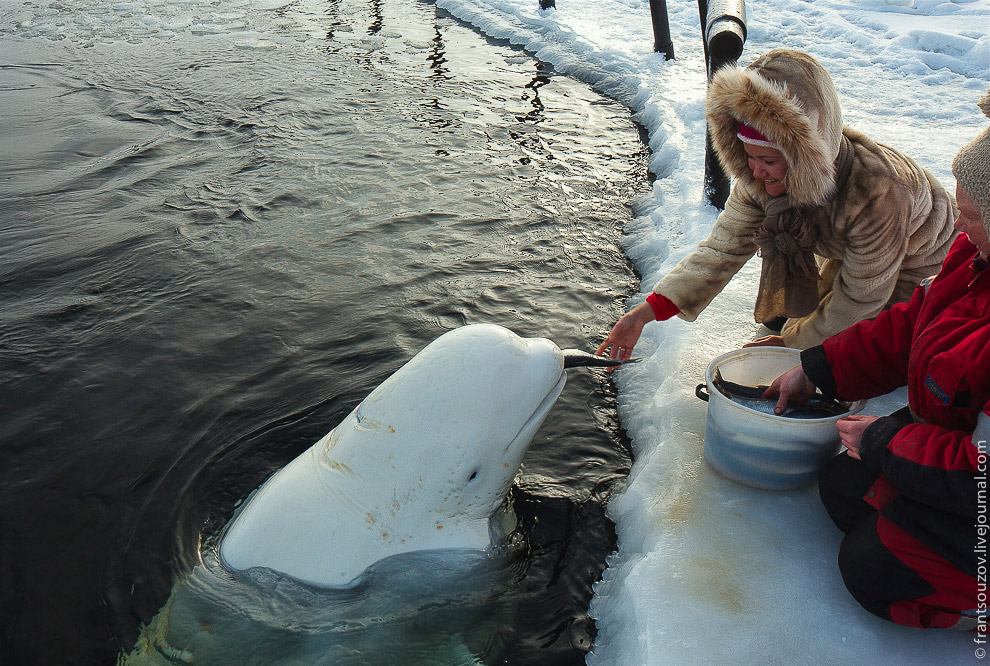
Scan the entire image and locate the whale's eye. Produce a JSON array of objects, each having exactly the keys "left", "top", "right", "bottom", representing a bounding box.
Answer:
[{"left": 467, "top": 469, "right": 480, "bottom": 482}]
